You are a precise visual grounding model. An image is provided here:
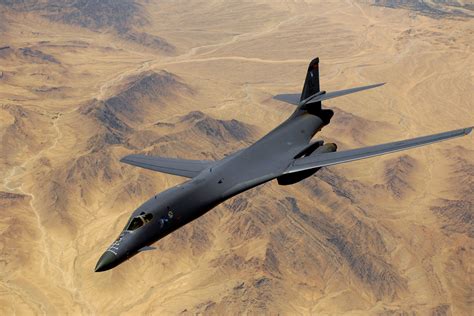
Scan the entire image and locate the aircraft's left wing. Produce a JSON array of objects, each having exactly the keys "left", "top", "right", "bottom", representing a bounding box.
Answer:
[
  {"left": 273, "top": 83, "right": 385, "bottom": 106},
  {"left": 273, "top": 93, "right": 301, "bottom": 105},
  {"left": 120, "top": 154, "right": 213, "bottom": 178},
  {"left": 285, "top": 127, "right": 473, "bottom": 174}
]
